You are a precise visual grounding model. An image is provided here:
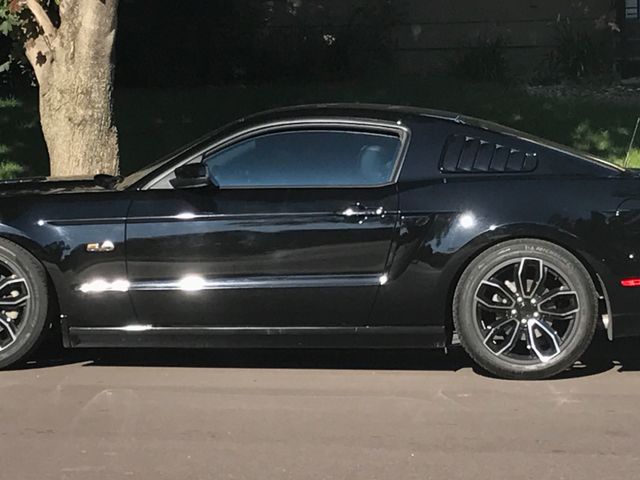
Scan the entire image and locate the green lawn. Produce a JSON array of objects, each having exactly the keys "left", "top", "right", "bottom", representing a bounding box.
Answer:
[{"left": 1, "top": 76, "right": 640, "bottom": 178}]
